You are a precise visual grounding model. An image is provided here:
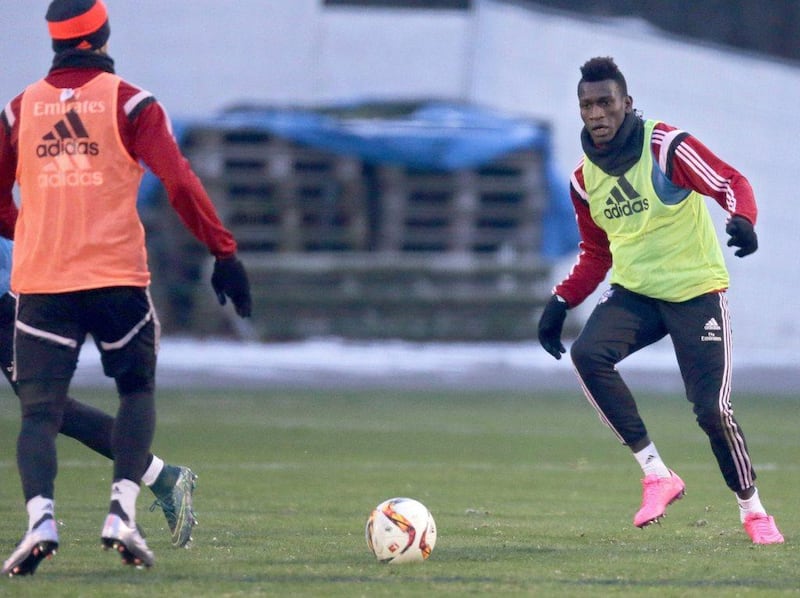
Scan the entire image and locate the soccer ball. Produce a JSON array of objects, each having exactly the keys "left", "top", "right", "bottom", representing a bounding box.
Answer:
[{"left": 365, "top": 497, "right": 437, "bottom": 564}]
